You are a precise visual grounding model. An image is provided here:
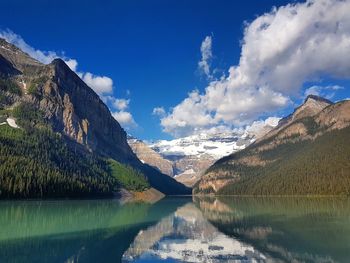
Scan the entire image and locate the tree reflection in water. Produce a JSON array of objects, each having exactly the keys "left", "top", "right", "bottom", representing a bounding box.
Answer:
[{"left": 1, "top": 197, "right": 349, "bottom": 263}]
